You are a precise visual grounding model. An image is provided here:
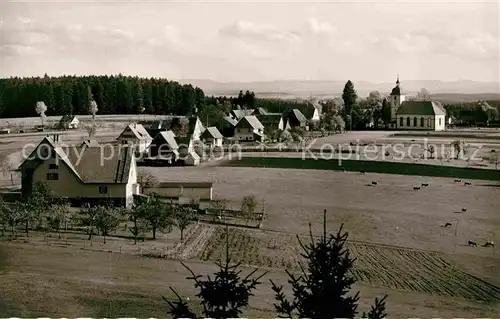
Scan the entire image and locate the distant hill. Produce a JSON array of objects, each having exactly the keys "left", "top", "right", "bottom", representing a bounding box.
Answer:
[{"left": 176, "top": 79, "right": 500, "bottom": 101}]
